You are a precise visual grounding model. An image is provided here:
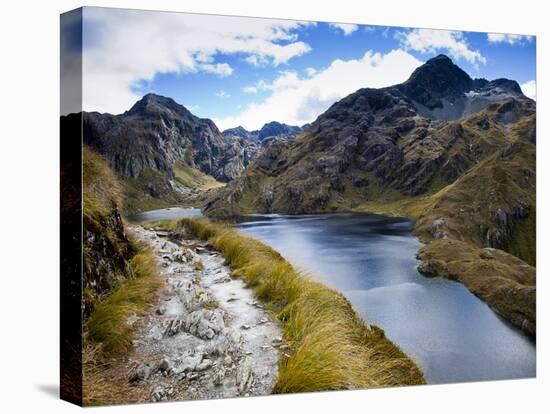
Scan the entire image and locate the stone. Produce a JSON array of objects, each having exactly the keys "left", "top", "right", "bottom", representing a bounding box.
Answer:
[
  {"left": 158, "top": 358, "right": 172, "bottom": 372},
  {"left": 150, "top": 385, "right": 166, "bottom": 402},
  {"left": 417, "top": 261, "right": 437, "bottom": 277},
  {"left": 195, "top": 359, "right": 213, "bottom": 371},
  {"left": 236, "top": 357, "right": 254, "bottom": 394},
  {"left": 224, "top": 355, "right": 233, "bottom": 366},
  {"left": 178, "top": 352, "right": 205, "bottom": 372},
  {"left": 271, "top": 336, "right": 284, "bottom": 347},
  {"left": 213, "top": 366, "right": 226, "bottom": 386},
  {"left": 187, "top": 372, "right": 199, "bottom": 381},
  {"left": 128, "top": 363, "right": 152, "bottom": 383}
]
